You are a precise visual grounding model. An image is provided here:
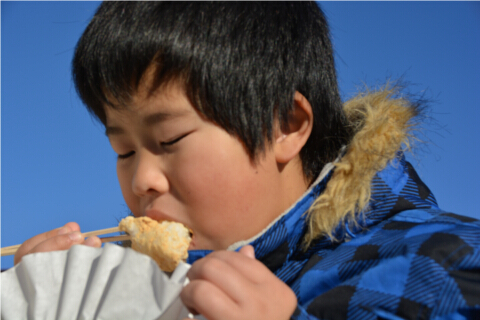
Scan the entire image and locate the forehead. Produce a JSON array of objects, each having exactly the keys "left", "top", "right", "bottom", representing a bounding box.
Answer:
[
  {"left": 104, "top": 81, "right": 194, "bottom": 135},
  {"left": 104, "top": 62, "right": 191, "bottom": 117}
]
